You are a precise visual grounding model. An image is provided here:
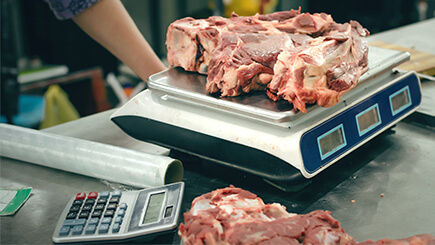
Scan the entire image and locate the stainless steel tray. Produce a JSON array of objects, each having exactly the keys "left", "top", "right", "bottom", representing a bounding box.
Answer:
[{"left": 148, "top": 46, "right": 410, "bottom": 123}]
